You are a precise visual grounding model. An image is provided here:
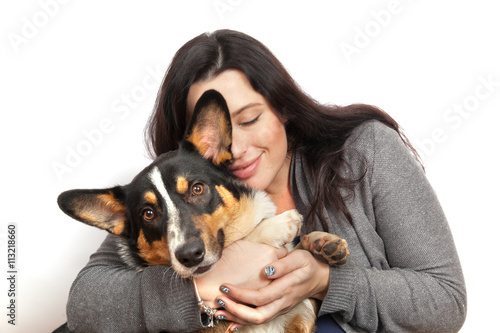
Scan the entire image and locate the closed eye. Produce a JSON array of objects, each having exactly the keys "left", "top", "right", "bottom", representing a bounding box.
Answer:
[{"left": 240, "top": 113, "right": 261, "bottom": 127}]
